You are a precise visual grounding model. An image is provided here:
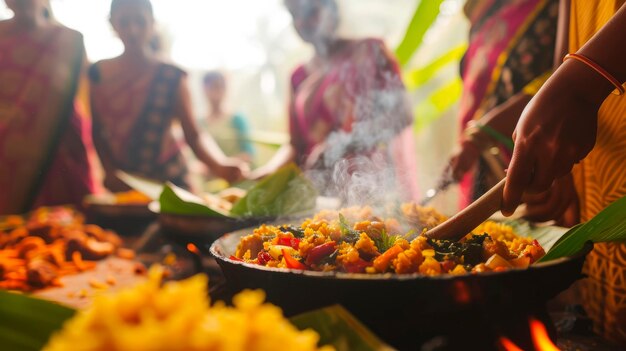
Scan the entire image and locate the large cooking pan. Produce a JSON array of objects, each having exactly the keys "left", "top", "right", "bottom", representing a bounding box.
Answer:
[{"left": 210, "top": 228, "right": 592, "bottom": 350}]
